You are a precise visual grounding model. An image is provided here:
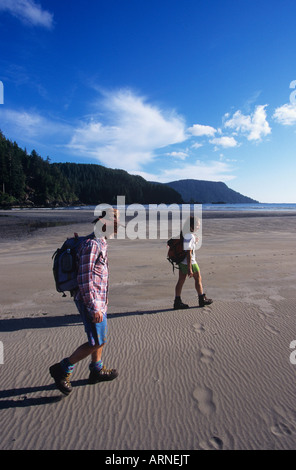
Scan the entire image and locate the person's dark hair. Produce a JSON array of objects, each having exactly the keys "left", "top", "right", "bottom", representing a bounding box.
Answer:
[
  {"left": 189, "top": 216, "right": 197, "bottom": 232},
  {"left": 180, "top": 215, "right": 199, "bottom": 237}
]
